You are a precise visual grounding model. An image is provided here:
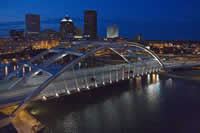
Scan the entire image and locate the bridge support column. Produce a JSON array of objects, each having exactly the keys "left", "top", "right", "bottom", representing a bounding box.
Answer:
[
  {"left": 109, "top": 71, "right": 112, "bottom": 84},
  {"left": 122, "top": 67, "right": 125, "bottom": 80},
  {"left": 67, "top": 90, "right": 71, "bottom": 95},
  {"left": 127, "top": 65, "right": 130, "bottom": 79},
  {"left": 116, "top": 70, "right": 119, "bottom": 82}
]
